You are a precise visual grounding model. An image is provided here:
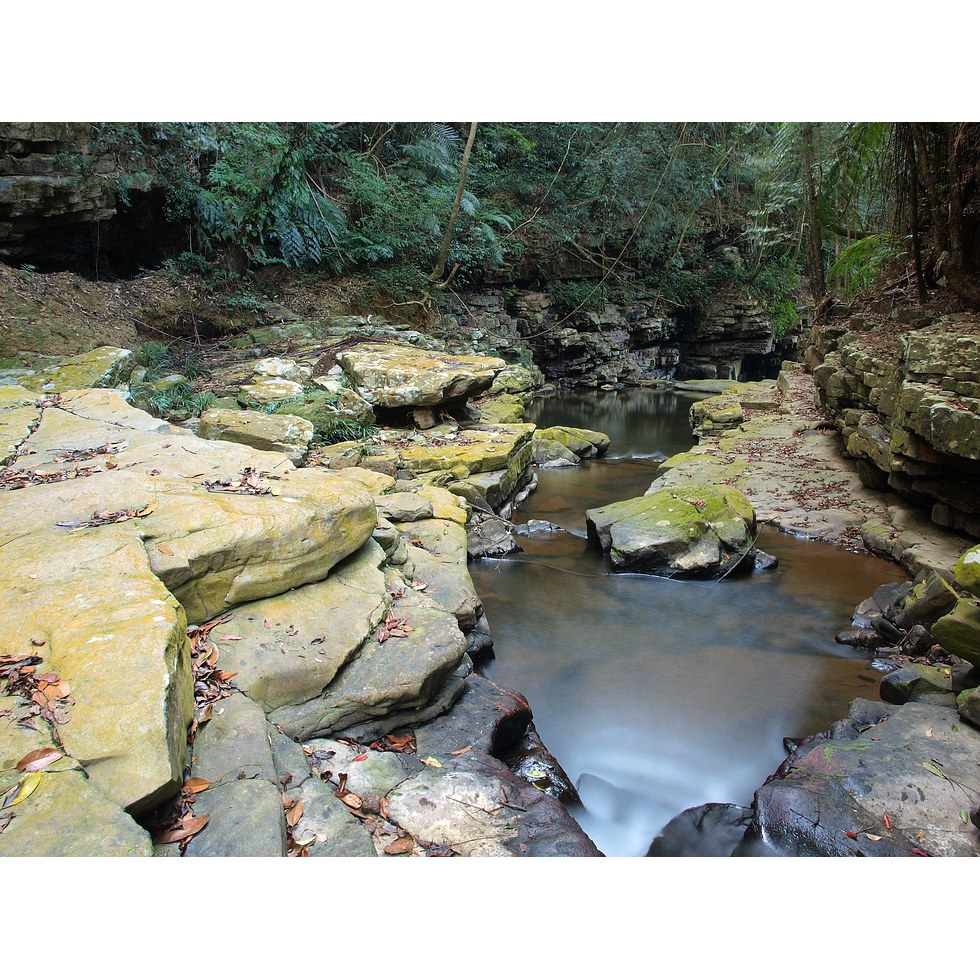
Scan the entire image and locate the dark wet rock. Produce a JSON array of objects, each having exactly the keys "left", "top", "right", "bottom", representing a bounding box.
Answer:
[
  {"left": 501, "top": 722, "right": 581, "bottom": 807},
  {"left": 879, "top": 665, "right": 957, "bottom": 707},
  {"left": 752, "top": 548, "right": 778, "bottom": 570},
  {"left": 902, "top": 624, "right": 937, "bottom": 657},
  {"left": 871, "top": 614, "right": 906, "bottom": 645},
  {"left": 466, "top": 512, "right": 520, "bottom": 557},
  {"left": 309, "top": 673, "right": 600, "bottom": 857},
  {"left": 464, "top": 613, "right": 494, "bottom": 663},
  {"left": 647, "top": 803, "right": 754, "bottom": 857},
  {"left": 513, "top": 519, "right": 566, "bottom": 536},
  {"left": 414, "top": 673, "right": 534, "bottom": 761},
  {"left": 835, "top": 628, "right": 883, "bottom": 649},
  {"left": 741, "top": 699, "right": 980, "bottom": 857}
]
